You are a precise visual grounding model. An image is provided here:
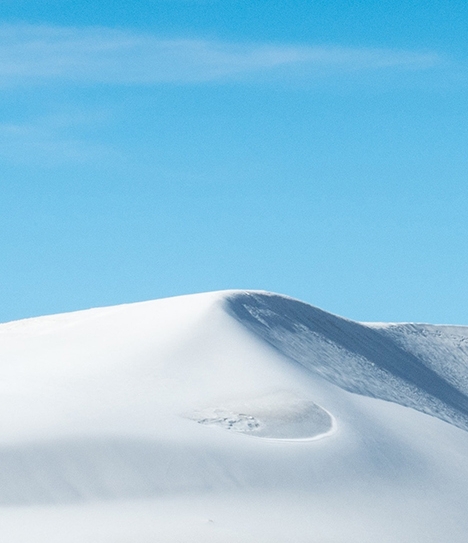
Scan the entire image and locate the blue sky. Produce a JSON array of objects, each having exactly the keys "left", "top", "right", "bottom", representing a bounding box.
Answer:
[{"left": 1, "top": 0, "right": 467, "bottom": 324}]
